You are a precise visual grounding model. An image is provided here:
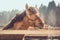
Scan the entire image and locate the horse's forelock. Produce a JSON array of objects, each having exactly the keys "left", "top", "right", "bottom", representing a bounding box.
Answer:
[{"left": 28, "top": 7, "right": 37, "bottom": 15}]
